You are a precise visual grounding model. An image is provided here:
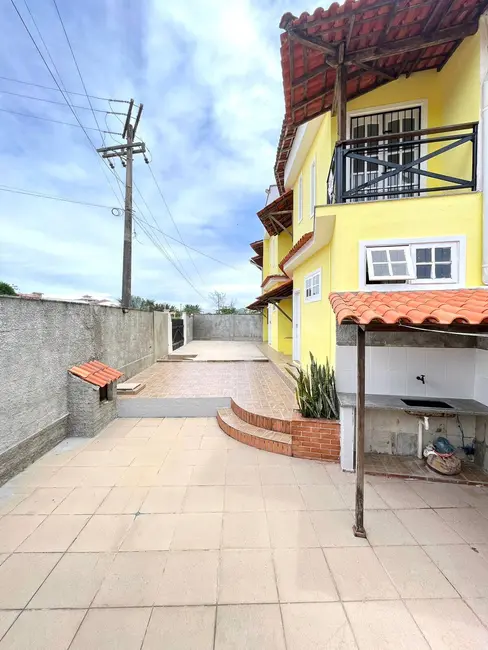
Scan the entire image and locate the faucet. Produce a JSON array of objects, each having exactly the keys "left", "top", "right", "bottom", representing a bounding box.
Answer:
[{"left": 416, "top": 374, "right": 426, "bottom": 384}]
